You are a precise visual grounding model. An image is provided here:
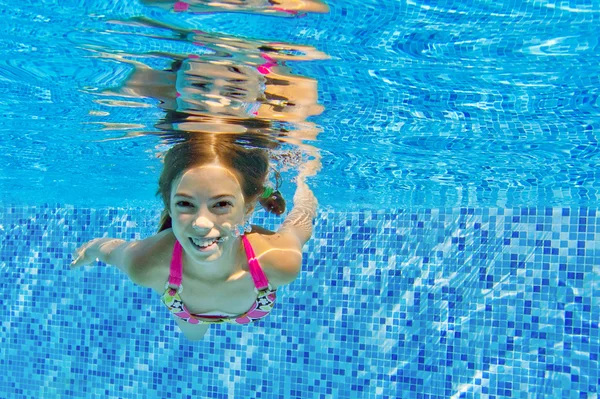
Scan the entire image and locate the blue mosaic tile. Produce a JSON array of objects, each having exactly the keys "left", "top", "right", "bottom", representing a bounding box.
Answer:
[{"left": 0, "top": 205, "right": 598, "bottom": 398}]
